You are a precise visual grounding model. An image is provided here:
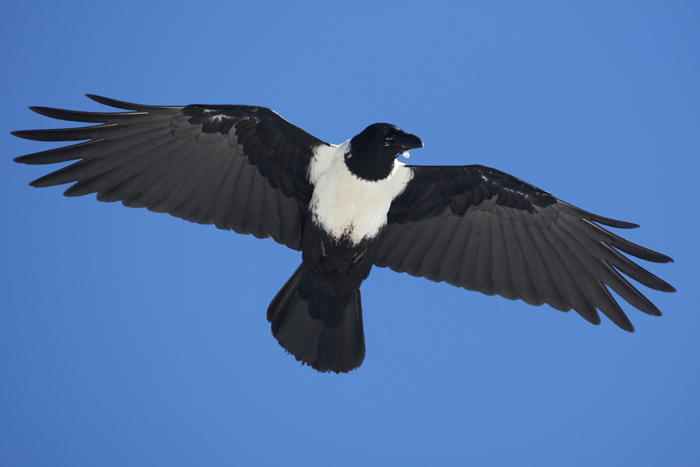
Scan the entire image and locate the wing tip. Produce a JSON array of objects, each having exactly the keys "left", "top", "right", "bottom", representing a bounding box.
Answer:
[
  {"left": 11, "top": 130, "right": 34, "bottom": 141},
  {"left": 27, "top": 106, "right": 53, "bottom": 117},
  {"left": 593, "top": 216, "right": 639, "bottom": 229},
  {"left": 85, "top": 93, "right": 107, "bottom": 102},
  {"left": 657, "top": 254, "right": 674, "bottom": 265},
  {"left": 85, "top": 94, "right": 132, "bottom": 109},
  {"left": 28, "top": 176, "right": 56, "bottom": 189}
]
